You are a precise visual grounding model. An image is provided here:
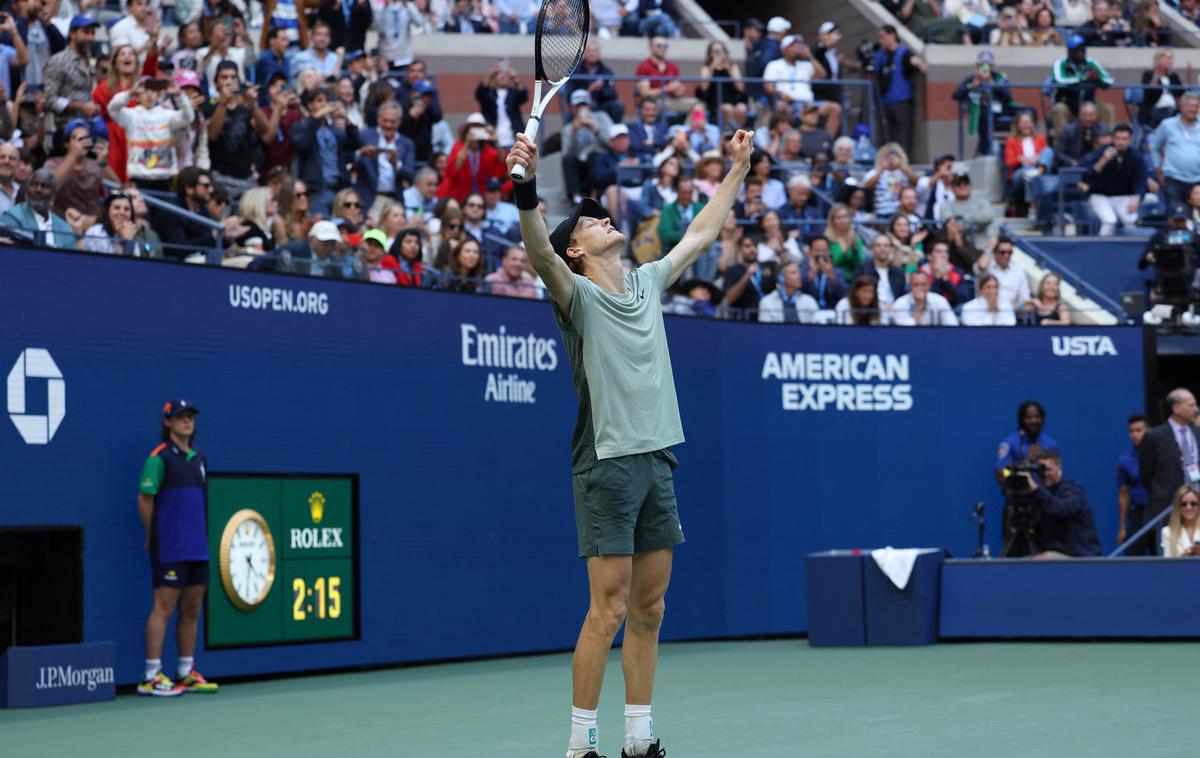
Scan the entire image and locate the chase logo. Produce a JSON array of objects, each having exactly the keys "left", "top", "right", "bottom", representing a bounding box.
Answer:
[
  {"left": 6, "top": 348, "right": 66, "bottom": 445},
  {"left": 1051, "top": 335, "right": 1118, "bottom": 357}
]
